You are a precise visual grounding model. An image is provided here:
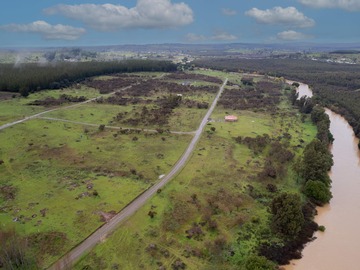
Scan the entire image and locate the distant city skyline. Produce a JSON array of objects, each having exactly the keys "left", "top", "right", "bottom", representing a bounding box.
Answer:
[{"left": 1, "top": 0, "right": 360, "bottom": 47}]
